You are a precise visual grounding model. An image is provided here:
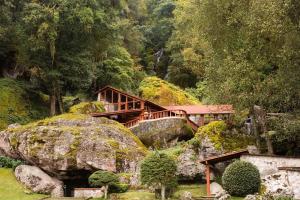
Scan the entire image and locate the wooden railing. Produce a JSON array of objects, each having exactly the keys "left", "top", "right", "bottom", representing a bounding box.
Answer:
[{"left": 123, "top": 109, "right": 199, "bottom": 131}]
